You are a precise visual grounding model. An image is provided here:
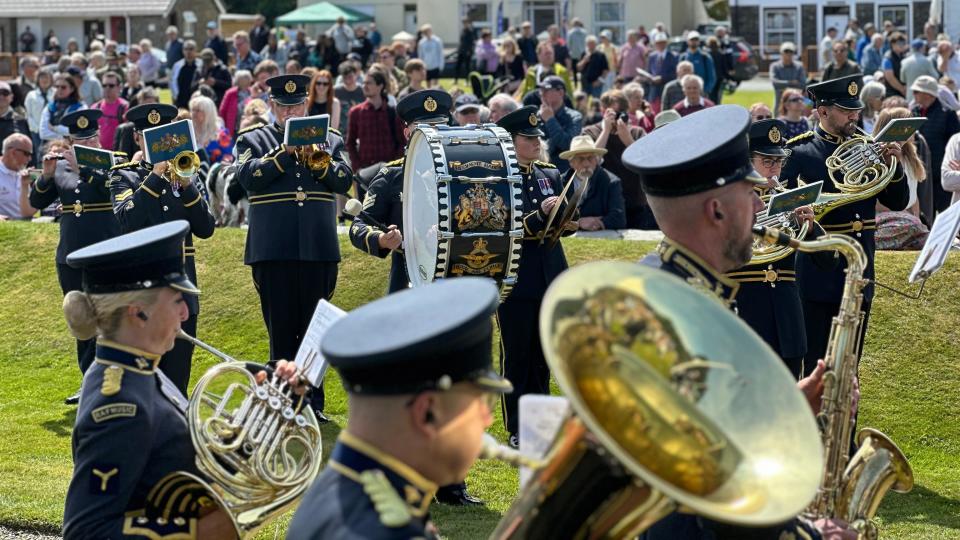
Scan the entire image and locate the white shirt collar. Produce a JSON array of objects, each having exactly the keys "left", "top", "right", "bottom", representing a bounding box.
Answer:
[{"left": 682, "top": 96, "right": 705, "bottom": 108}]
